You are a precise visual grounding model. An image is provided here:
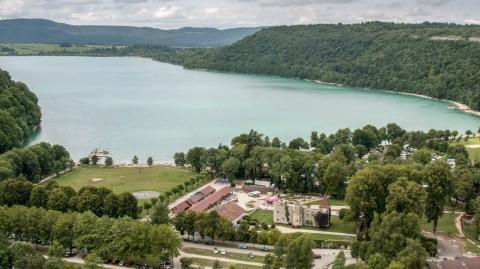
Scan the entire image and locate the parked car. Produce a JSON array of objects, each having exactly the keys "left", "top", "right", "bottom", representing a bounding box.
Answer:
[
  {"left": 239, "top": 243, "right": 247, "bottom": 249},
  {"left": 220, "top": 249, "right": 226, "bottom": 255},
  {"left": 314, "top": 254, "right": 322, "bottom": 259},
  {"left": 259, "top": 246, "right": 268, "bottom": 251},
  {"left": 249, "top": 253, "right": 256, "bottom": 259},
  {"left": 206, "top": 240, "right": 214, "bottom": 245},
  {"left": 213, "top": 247, "right": 219, "bottom": 254},
  {"left": 118, "top": 260, "right": 125, "bottom": 266}
]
